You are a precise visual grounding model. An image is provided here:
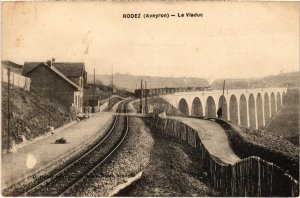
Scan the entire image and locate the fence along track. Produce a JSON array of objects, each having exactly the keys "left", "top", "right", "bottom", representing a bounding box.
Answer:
[
  {"left": 156, "top": 117, "right": 299, "bottom": 197},
  {"left": 19, "top": 100, "right": 128, "bottom": 197}
]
